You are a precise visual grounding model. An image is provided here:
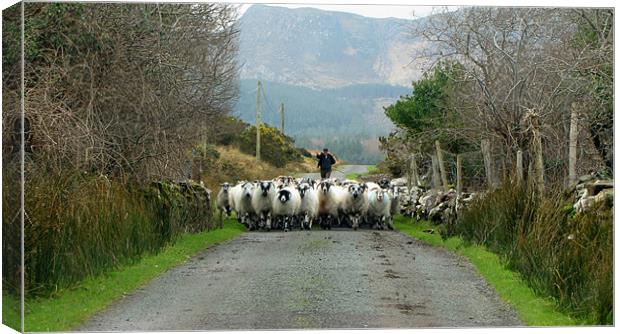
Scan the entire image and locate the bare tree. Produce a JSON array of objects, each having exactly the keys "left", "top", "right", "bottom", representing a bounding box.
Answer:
[
  {"left": 409, "top": 7, "right": 612, "bottom": 185},
  {"left": 3, "top": 3, "right": 240, "bottom": 182}
]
